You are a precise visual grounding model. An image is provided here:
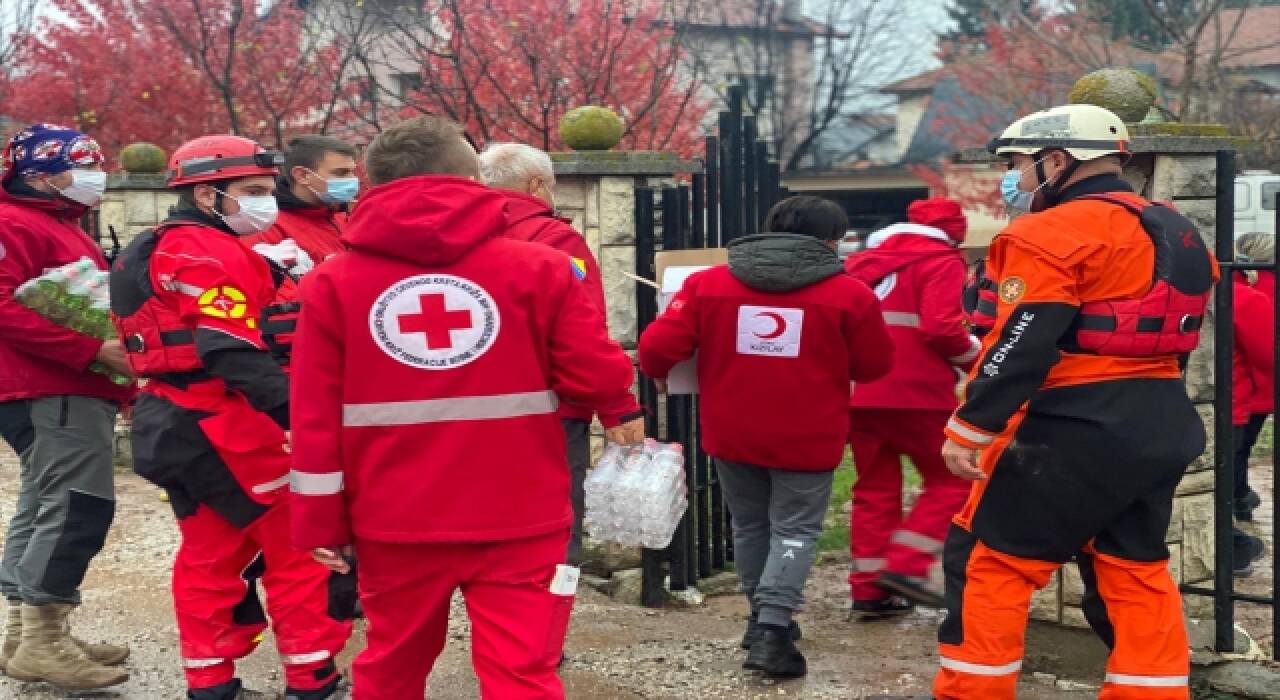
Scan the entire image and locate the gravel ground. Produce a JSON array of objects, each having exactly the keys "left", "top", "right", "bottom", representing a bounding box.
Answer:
[{"left": 0, "top": 471, "right": 1178, "bottom": 699}]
